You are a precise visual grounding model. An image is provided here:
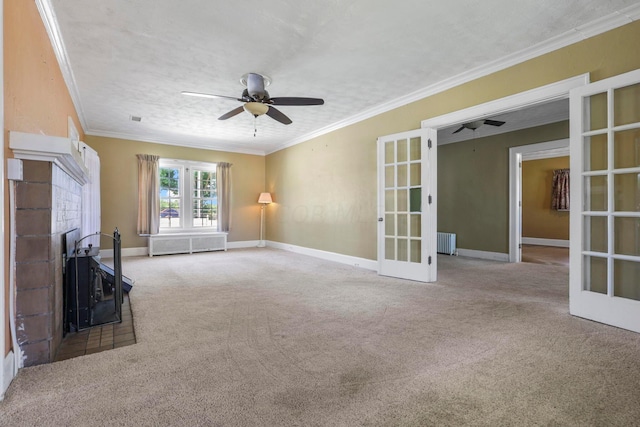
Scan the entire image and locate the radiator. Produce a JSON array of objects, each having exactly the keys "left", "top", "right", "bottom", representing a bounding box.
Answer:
[
  {"left": 149, "top": 232, "right": 227, "bottom": 257},
  {"left": 437, "top": 232, "right": 457, "bottom": 255}
]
